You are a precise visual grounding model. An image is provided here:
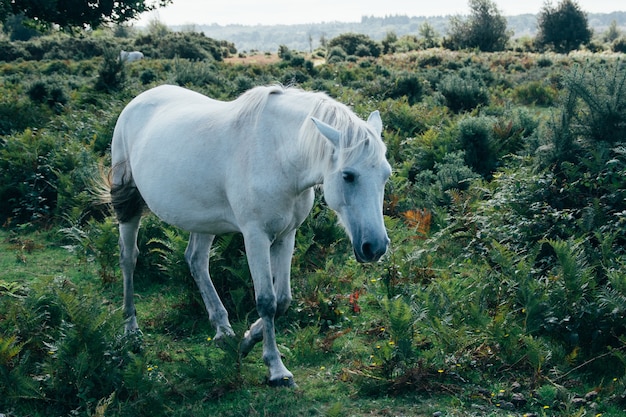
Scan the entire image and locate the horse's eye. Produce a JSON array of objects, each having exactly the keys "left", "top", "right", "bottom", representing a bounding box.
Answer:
[{"left": 342, "top": 171, "right": 356, "bottom": 183}]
